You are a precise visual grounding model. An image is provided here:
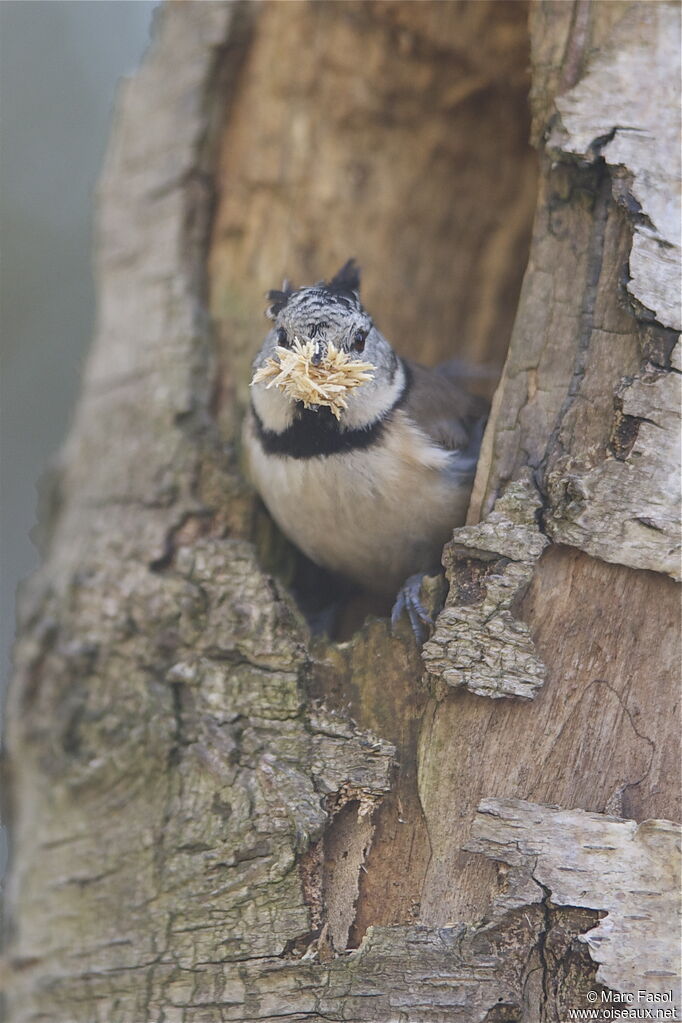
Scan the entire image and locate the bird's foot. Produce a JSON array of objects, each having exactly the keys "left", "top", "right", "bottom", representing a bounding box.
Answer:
[{"left": 391, "top": 573, "right": 434, "bottom": 644}]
